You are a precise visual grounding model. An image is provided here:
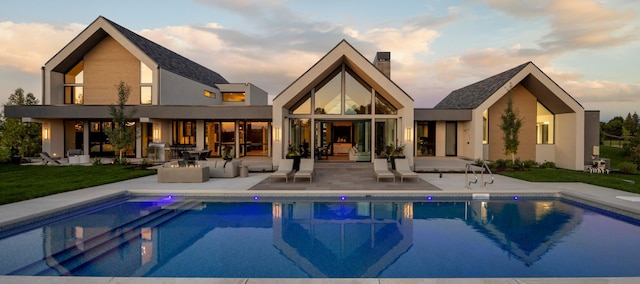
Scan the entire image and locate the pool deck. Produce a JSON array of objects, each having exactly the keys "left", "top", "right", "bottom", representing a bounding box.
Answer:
[{"left": 1, "top": 157, "right": 639, "bottom": 283}]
